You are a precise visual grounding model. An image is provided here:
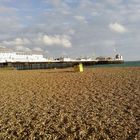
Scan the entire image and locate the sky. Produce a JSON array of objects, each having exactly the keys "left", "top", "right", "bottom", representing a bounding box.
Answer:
[{"left": 0, "top": 0, "right": 140, "bottom": 60}]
